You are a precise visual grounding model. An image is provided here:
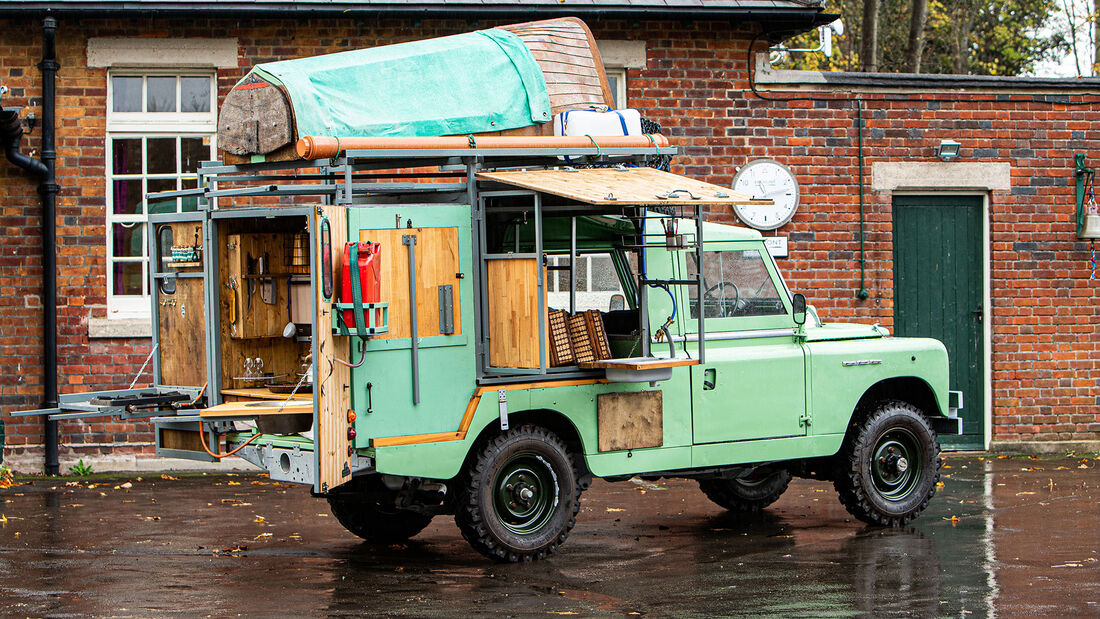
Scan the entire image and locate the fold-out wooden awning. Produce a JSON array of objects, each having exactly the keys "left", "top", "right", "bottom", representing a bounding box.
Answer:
[{"left": 477, "top": 167, "right": 771, "bottom": 207}]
